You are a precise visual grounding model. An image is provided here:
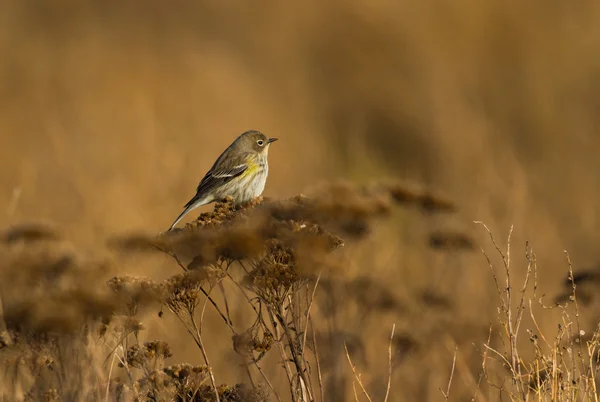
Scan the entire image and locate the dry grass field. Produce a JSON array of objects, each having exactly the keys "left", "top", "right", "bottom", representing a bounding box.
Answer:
[{"left": 2, "top": 1, "right": 600, "bottom": 401}]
